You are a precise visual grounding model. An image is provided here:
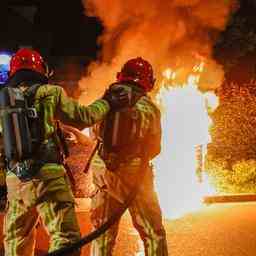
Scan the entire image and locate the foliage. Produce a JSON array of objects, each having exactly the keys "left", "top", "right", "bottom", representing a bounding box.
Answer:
[
  {"left": 206, "top": 81, "right": 256, "bottom": 193},
  {"left": 206, "top": 158, "right": 256, "bottom": 193}
]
